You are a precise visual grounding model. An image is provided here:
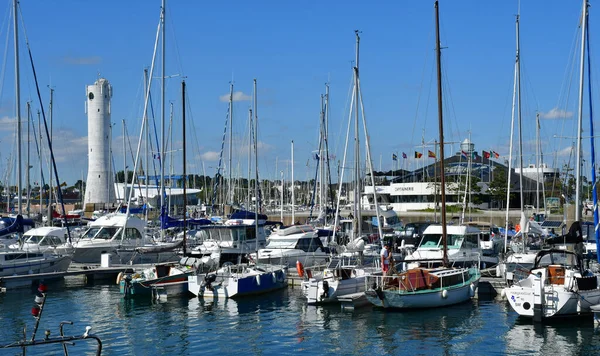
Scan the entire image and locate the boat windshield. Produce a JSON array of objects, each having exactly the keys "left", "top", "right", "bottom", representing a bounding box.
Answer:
[
  {"left": 535, "top": 251, "right": 580, "bottom": 269},
  {"left": 265, "top": 239, "right": 297, "bottom": 249},
  {"left": 419, "top": 234, "right": 464, "bottom": 249},
  {"left": 81, "top": 227, "right": 120, "bottom": 240}
]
